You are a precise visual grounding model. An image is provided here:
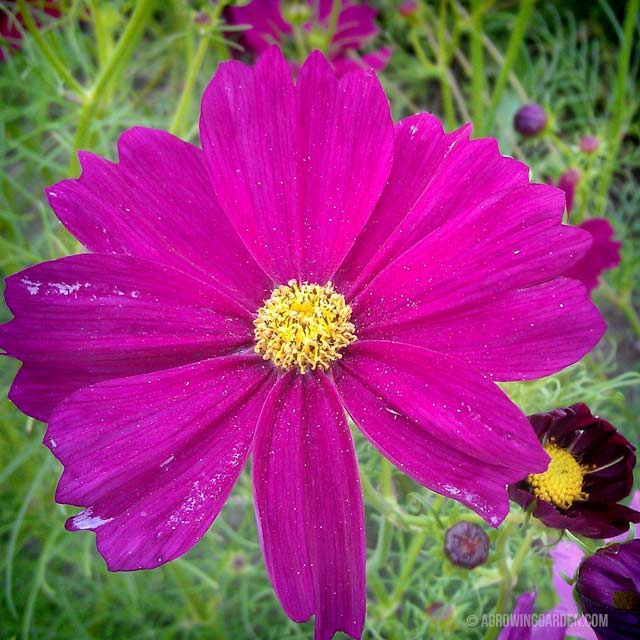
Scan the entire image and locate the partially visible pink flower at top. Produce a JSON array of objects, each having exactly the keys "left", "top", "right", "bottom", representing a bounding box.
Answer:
[
  {"left": 225, "top": 0, "right": 391, "bottom": 76},
  {"left": 553, "top": 169, "right": 622, "bottom": 291},
  {"left": 563, "top": 219, "right": 621, "bottom": 291},
  {"left": 549, "top": 491, "right": 640, "bottom": 640},
  {"left": 0, "top": 1, "right": 60, "bottom": 61}
]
